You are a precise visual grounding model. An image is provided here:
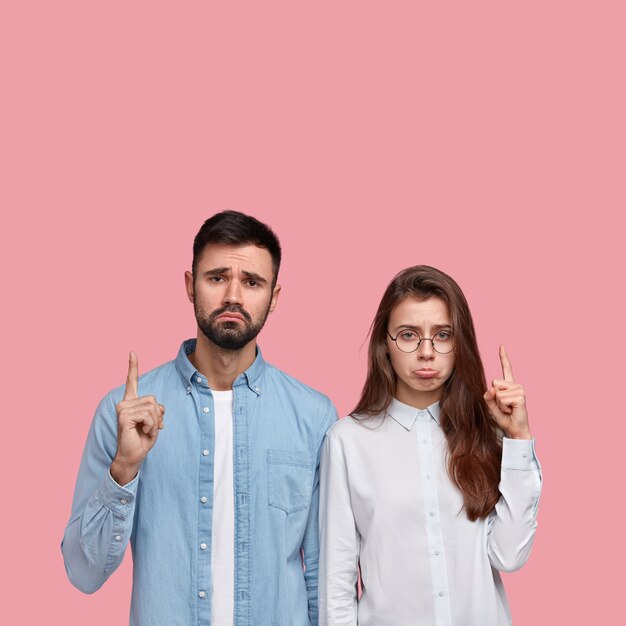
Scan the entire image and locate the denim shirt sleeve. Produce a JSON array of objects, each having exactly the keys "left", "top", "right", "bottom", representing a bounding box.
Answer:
[
  {"left": 301, "top": 398, "right": 338, "bottom": 626},
  {"left": 487, "top": 437, "right": 543, "bottom": 573},
  {"left": 61, "top": 391, "right": 138, "bottom": 593}
]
